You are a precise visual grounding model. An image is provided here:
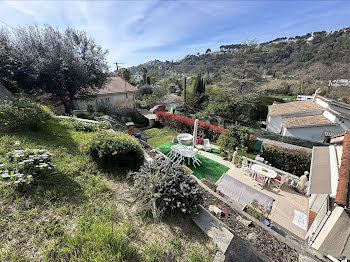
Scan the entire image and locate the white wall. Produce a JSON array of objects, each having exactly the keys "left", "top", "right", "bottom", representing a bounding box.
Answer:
[
  {"left": 75, "top": 93, "right": 135, "bottom": 111},
  {"left": 266, "top": 115, "right": 283, "bottom": 133},
  {"left": 312, "top": 206, "right": 350, "bottom": 257},
  {"left": 283, "top": 125, "right": 345, "bottom": 142}
]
